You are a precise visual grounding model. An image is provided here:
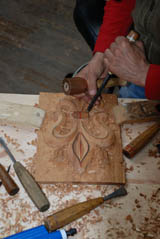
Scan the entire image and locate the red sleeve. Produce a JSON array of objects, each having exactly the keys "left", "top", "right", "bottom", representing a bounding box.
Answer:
[
  {"left": 94, "top": 0, "right": 136, "bottom": 53},
  {"left": 145, "top": 65, "right": 160, "bottom": 100}
]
